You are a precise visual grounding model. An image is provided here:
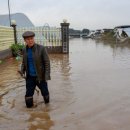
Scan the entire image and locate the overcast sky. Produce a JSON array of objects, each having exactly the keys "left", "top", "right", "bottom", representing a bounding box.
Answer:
[{"left": 1, "top": 0, "right": 130, "bottom": 29}]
